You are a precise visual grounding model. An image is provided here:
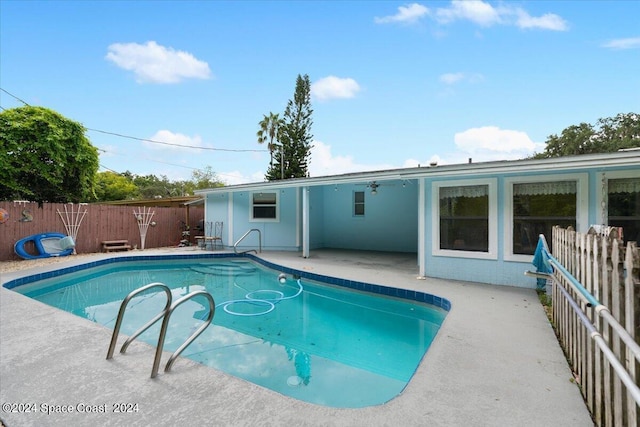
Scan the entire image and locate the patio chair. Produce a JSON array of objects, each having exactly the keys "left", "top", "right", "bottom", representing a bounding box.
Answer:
[
  {"left": 205, "top": 221, "right": 223, "bottom": 250},
  {"left": 194, "top": 220, "right": 207, "bottom": 249}
]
